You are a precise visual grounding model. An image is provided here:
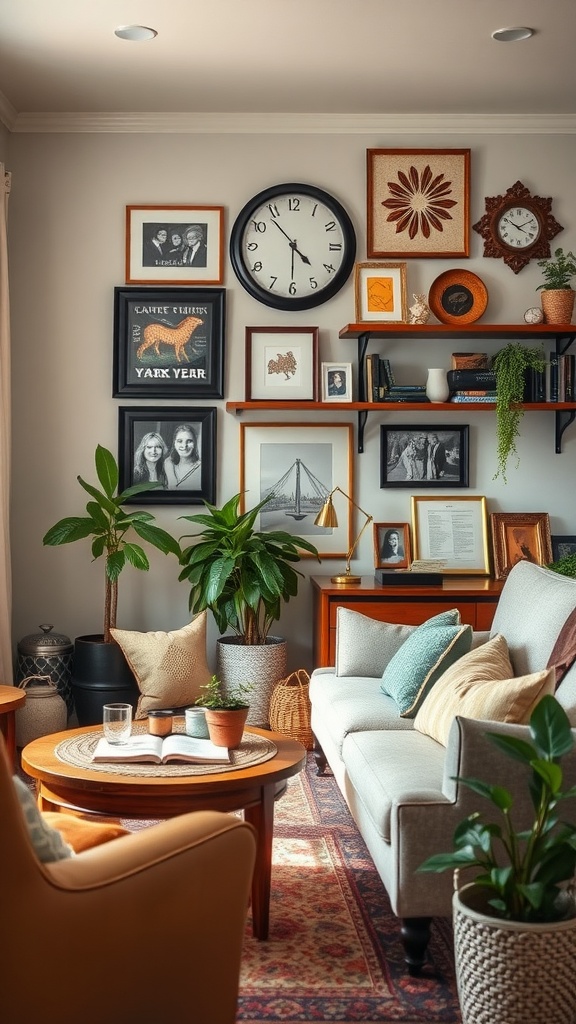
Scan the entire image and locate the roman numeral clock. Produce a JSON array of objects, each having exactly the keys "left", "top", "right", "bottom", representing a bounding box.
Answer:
[
  {"left": 230, "top": 183, "right": 357, "bottom": 309},
  {"left": 473, "top": 180, "right": 563, "bottom": 274}
]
